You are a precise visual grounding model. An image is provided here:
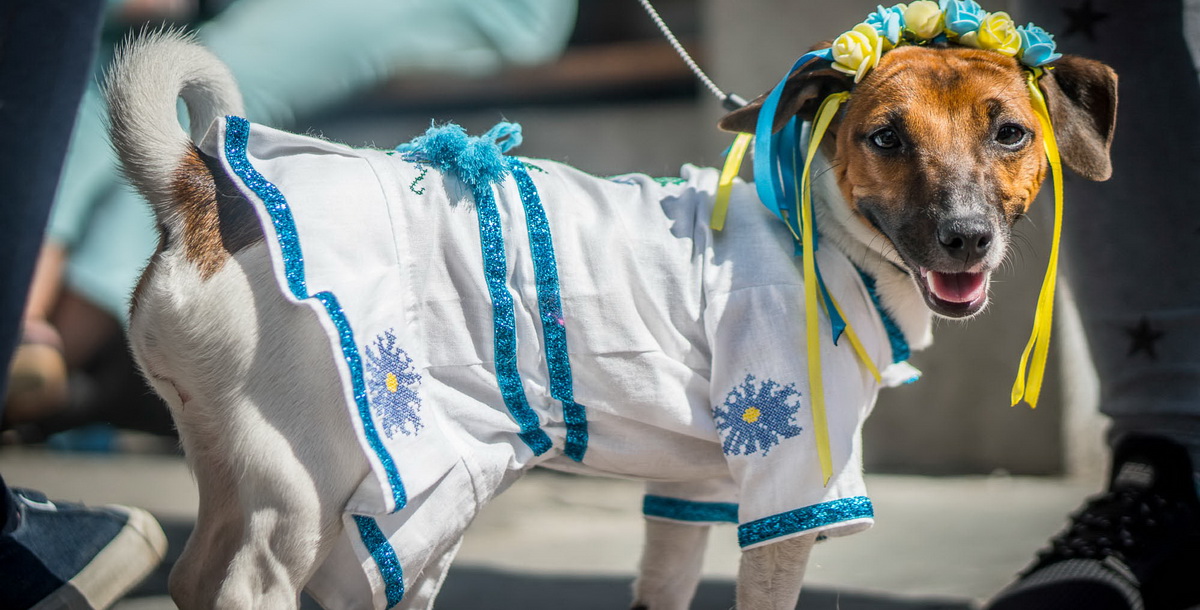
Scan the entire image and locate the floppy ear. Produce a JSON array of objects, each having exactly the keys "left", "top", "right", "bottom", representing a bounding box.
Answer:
[
  {"left": 1040, "top": 55, "right": 1118, "bottom": 181},
  {"left": 718, "top": 48, "right": 854, "bottom": 134}
]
